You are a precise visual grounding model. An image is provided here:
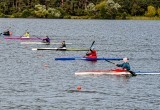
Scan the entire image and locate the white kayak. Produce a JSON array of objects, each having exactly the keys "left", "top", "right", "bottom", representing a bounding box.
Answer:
[
  {"left": 21, "top": 42, "right": 72, "bottom": 45},
  {"left": 75, "top": 69, "right": 160, "bottom": 75}
]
